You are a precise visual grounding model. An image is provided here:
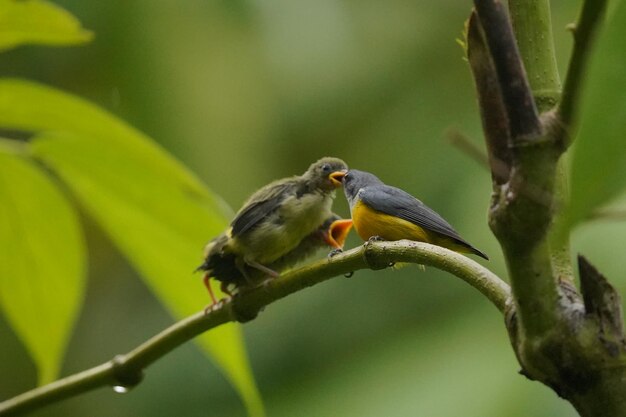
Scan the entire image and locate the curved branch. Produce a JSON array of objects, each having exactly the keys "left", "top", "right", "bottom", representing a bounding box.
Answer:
[{"left": 0, "top": 241, "right": 509, "bottom": 416}]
